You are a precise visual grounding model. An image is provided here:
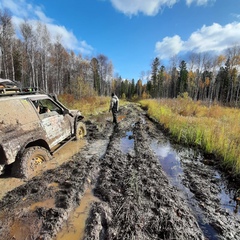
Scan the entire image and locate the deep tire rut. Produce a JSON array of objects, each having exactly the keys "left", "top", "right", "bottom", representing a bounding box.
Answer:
[{"left": 0, "top": 103, "right": 239, "bottom": 240}]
